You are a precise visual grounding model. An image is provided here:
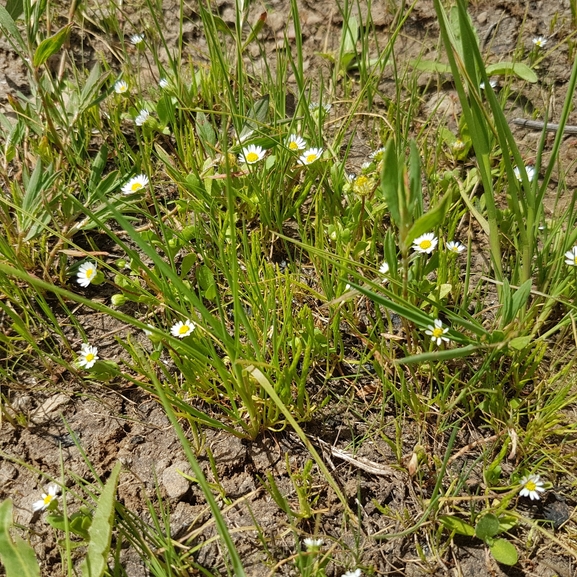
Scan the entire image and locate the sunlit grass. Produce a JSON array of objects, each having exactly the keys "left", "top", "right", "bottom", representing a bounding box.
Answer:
[{"left": 0, "top": 0, "right": 576, "bottom": 573}]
